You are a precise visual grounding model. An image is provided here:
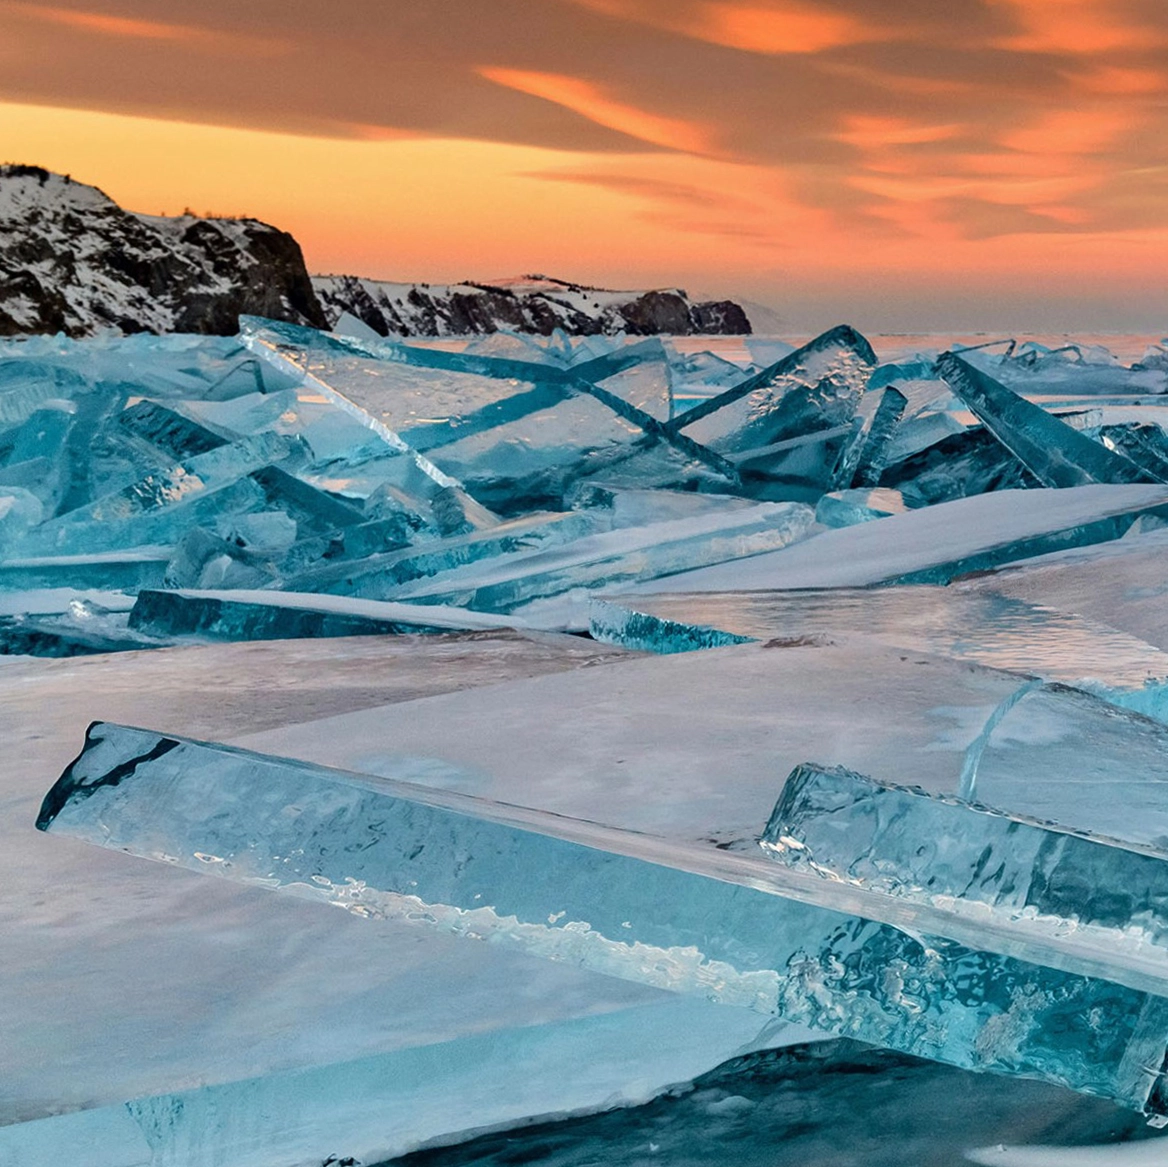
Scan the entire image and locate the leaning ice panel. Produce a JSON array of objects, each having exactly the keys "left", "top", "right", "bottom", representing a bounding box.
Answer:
[
  {"left": 937, "top": 353, "right": 1157, "bottom": 489},
  {"left": 670, "top": 326, "right": 877, "bottom": 465},
  {"left": 37, "top": 724, "right": 1168, "bottom": 1113},
  {"left": 763, "top": 763, "right": 1168, "bottom": 949}
]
